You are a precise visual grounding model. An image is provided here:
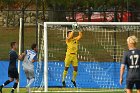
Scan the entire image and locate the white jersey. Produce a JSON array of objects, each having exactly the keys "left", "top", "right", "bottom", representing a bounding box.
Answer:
[{"left": 22, "top": 50, "right": 37, "bottom": 70}]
